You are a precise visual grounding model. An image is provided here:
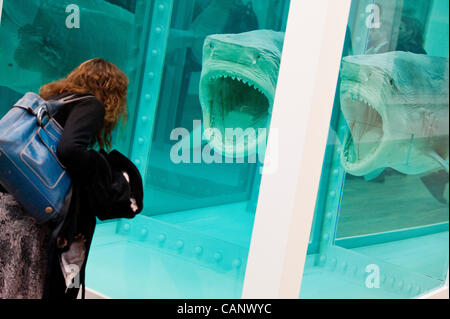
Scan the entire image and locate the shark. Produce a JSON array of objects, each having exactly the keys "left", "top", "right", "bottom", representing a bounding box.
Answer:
[
  {"left": 0, "top": 0, "right": 134, "bottom": 94},
  {"left": 199, "top": 29, "right": 284, "bottom": 158},
  {"left": 339, "top": 51, "right": 449, "bottom": 177}
]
